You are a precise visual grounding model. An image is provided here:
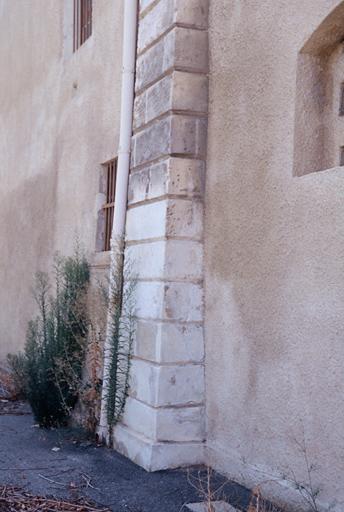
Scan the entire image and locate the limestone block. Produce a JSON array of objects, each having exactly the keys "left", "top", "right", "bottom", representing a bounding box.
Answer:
[
  {"left": 134, "top": 281, "right": 165, "bottom": 319},
  {"left": 170, "top": 115, "right": 199, "bottom": 155},
  {"left": 125, "top": 239, "right": 203, "bottom": 280},
  {"left": 126, "top": 198, "right": 203, "bottom": 241},
  {"left": 126, "top": 241, "right": 166, "bottom": 279},
  {"left": 157, "top": 157, "right": 205, "bottom": 197},
  {"left": 156, "top": 404, "right": 205, "bottom": 442},
  {"left": 126, "top": 200, "right": 167, "bottom": 240},
  {"left": 165, "top": 199, "right": 203, "bottom": 239},
  {"left": 174, "top": 0, "right": 209, "bottom": 29},
  {"left": 132, "top": 114, "right": 205, "bottom": 169},
  {"left": 132, "top": 116, "right": 171, "bottom": 168},
  {"left": 163, "top": 281, "right": 203, "bottom": 322},
  {"left": 138, "top": 0, "right": 209, "bottom": 53},
  {"left": 171, "top": 115, "right": 207, "bottom": 158},
  {"left": 174, "top": 27, "right": 208, "bottom": 73},
  {"left": 136, "top": 28, "right": 208, "bottom": 92},
  {"left": 133, "top": 72, "right": 208, "bottom": 130},
  {"left": 113, "top": 422, "right": 205, "bottom": 471},
  {"left": 140, "top": 0, "right": 158, "bottom": 14},
  {"left": 129, "top": 358, "right": 205, "bottom": 406},
  {"left": 164, "top": 239, "right": 202, "bottom": 279},
  {"left": 172, "top": 71, "right": 208, "bottom": 114},
  {"left": 136, "top": 31, "right": 174, "bottom": 92},
  {"left": 134, "top": 281, "right": 203, "bottom": 322},
  {"left": 133, "top": 91, "right": 146, "bottom": 130},
  {"left": 128, "top": 158, "right": 205, "bottom": 205},
  {"left": 138, "top": 0, "right": 174, "bottom": 53},
  {"left": 145, "top": 73, "right": 173, "bottom": 125},
  {"left": 134, "top": 320, "right": 204, "bottom": 363},
  {"left": 123, "top": 396, "right": 205, "bottom": 442},
  {"left": 122, "top": 396, "right": 156, "bottom": 439}
]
